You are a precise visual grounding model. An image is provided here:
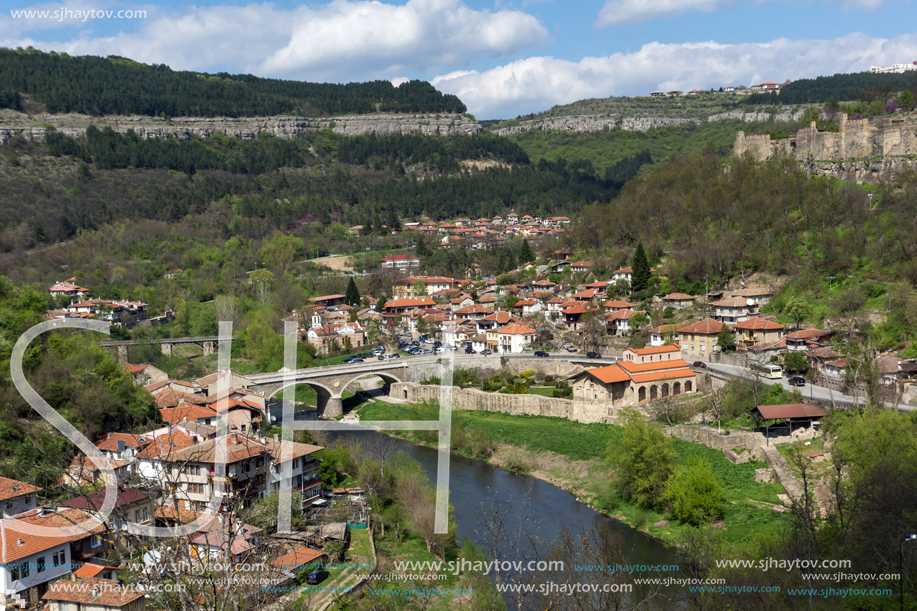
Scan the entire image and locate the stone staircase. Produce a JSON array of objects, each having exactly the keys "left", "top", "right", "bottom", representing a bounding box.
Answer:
[{"left": 763, "top": 446, "right": 803, "bottom": 502}]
